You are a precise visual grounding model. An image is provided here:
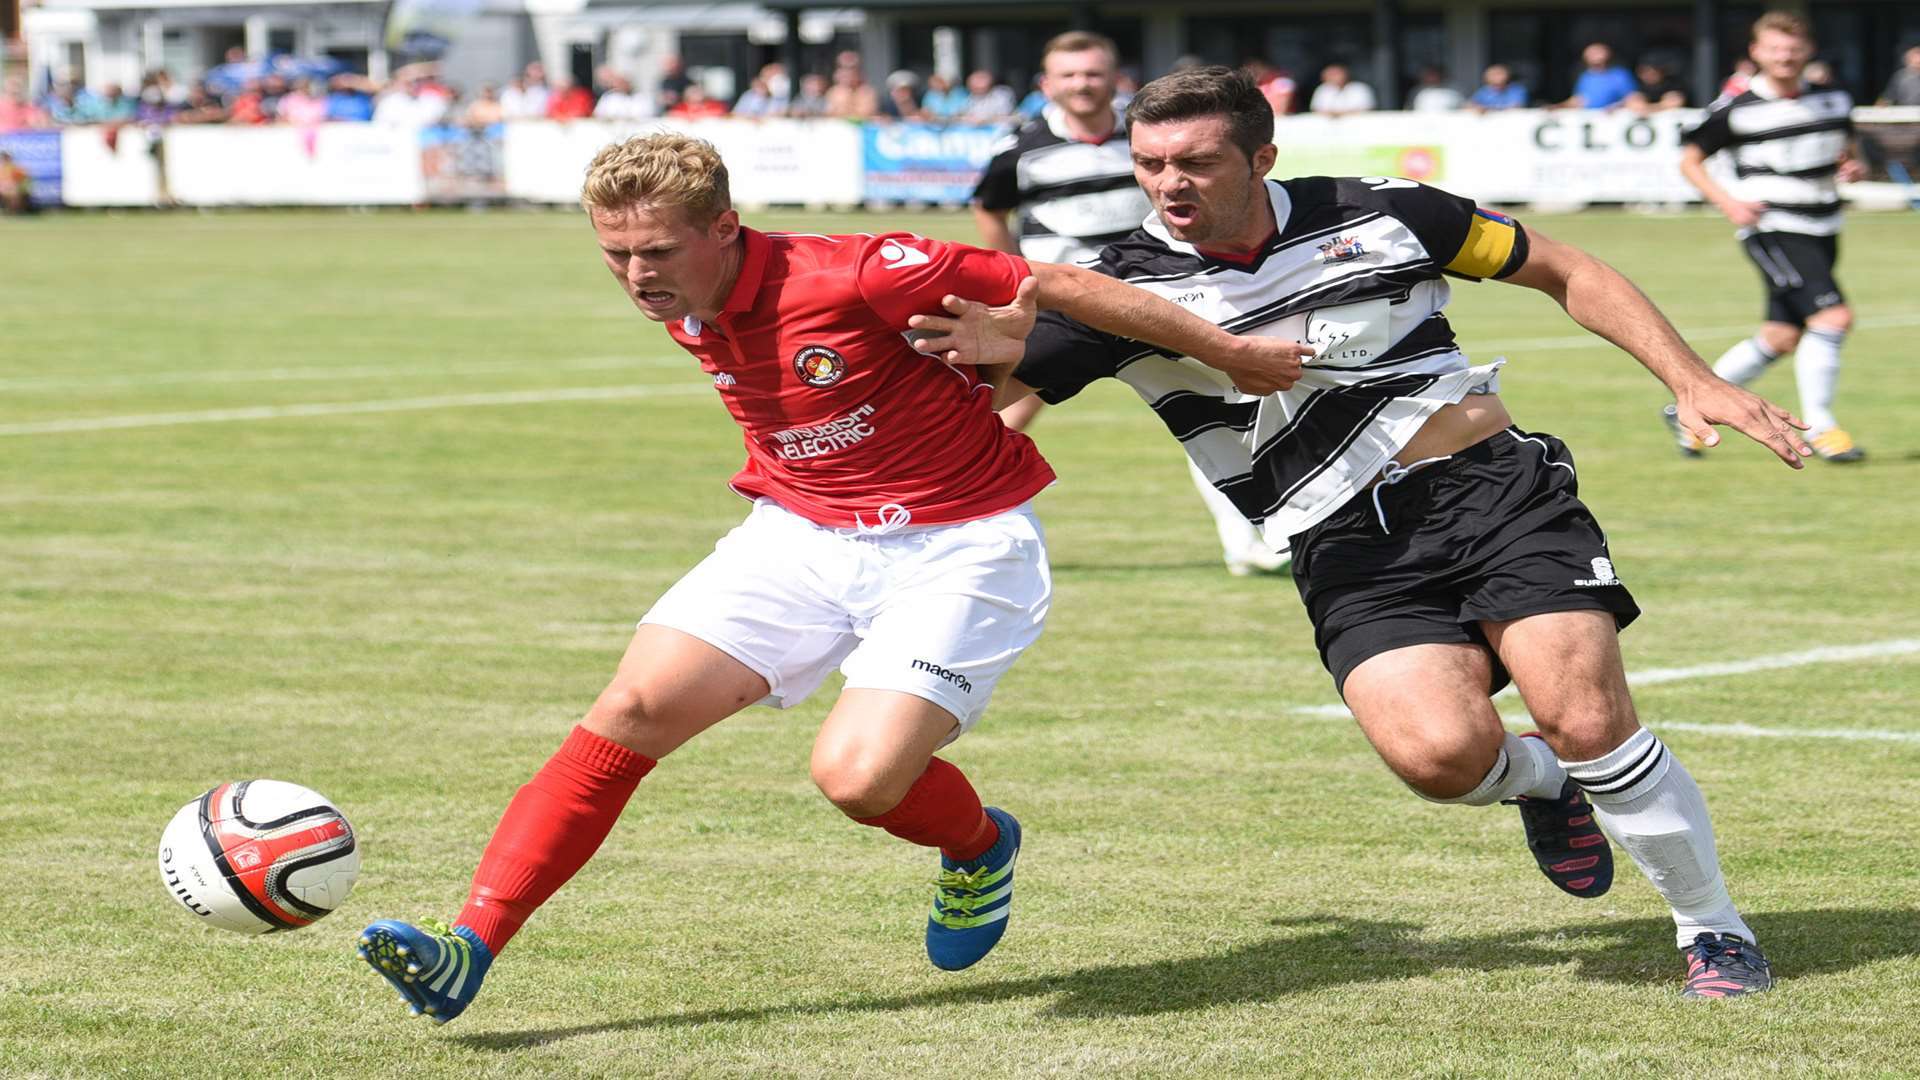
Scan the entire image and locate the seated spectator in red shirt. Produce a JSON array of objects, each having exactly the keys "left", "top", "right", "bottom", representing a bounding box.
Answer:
[
  {"left": 1242, "top": 56, "right": 1296, "bottom": 115},
  {"left": 667, "top": 83, "right": 729, "bottom": 119},
  {"left": 546, "top": 75, "right": 595, "bottom": 120},
  {"left": 229, "top": 79, "right": 271, "bottom": 125}
]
